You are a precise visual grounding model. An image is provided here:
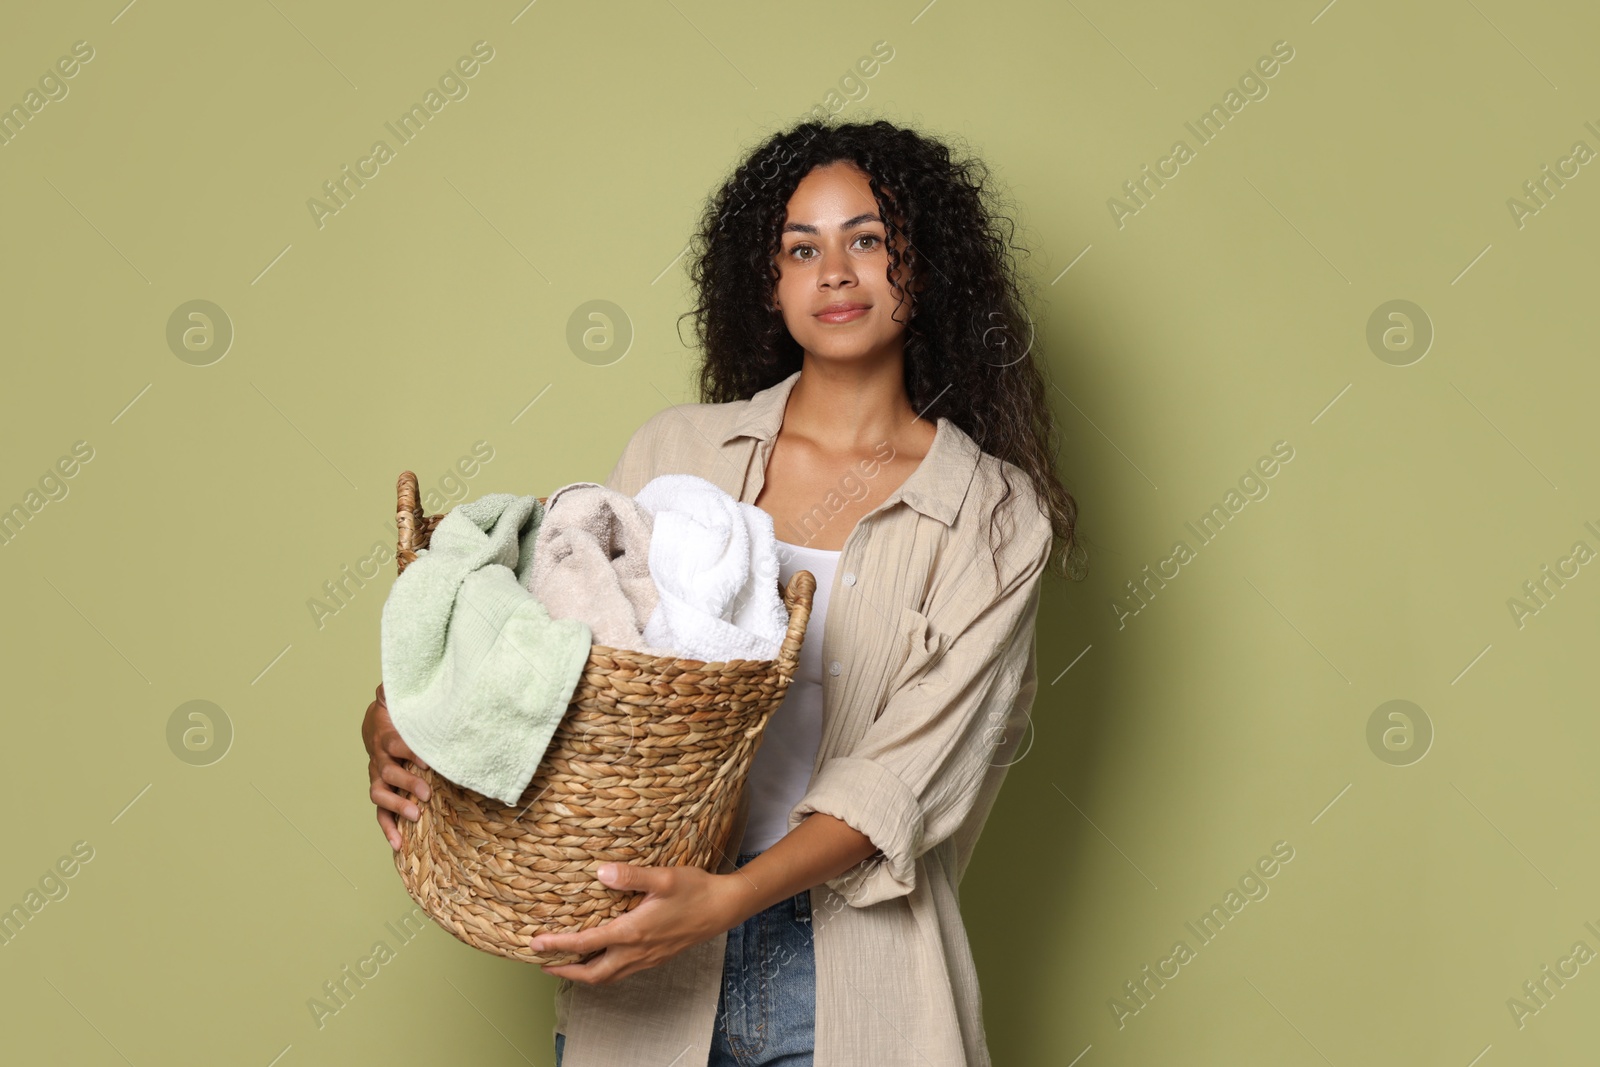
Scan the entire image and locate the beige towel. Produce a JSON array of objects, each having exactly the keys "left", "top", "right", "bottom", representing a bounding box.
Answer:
[{"left": 526, "top": 481, "right": 678, "bottom": 658}]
